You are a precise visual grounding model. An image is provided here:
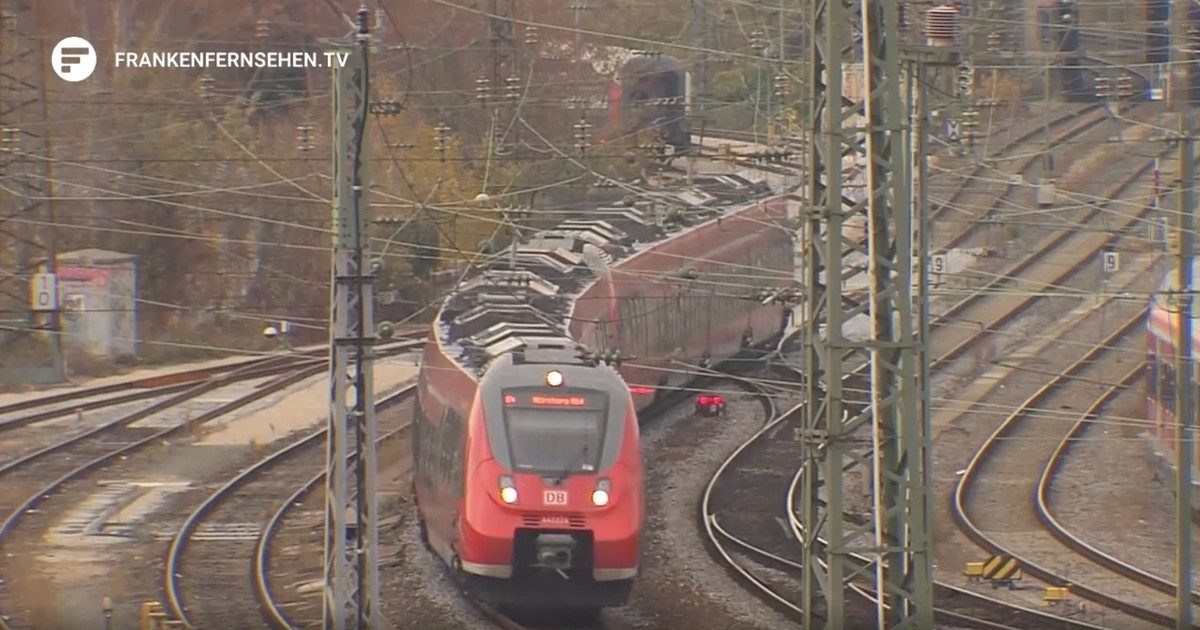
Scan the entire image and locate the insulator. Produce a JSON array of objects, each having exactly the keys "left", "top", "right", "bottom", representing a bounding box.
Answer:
[
  {"left": 924, "top": 6, "right": 960, "bottom": 47},
  {"left": 199, "top": 73, "right": 216, "bottom": 101},
  {"left": 1, "top": 127, "right": 17, "bottom": 153},
  {"left": 955, "top": 63, "right": 974, "bottom": 100},
  {"left": 986, "top": 31, "right": 1001, "bottom": 53},
  {"left": 506, "top": 75, "right": 521, "bottom": 100},
  {"left": 524, "top": 25, "right": 539, "bottom": 45},
  {"left": 476, "top": 77, "right": 490, "bottom": 103},
  {"left": 750, "top": 29, "right": 766, "bottom": 51},
  {"left": 255, "top": 19, "right": 270, "bottom": 39},
  {"left": 899, "top": 3, "right": 909, "bottom": 29},
  {"left": 773, "top": 74, "right": 788, "bottom": 98},
  {"left": 1094, "top": 76, "right": 1111, "bottom": 98},
  {"left": 297, "top": 123, "right": 314, "bottom": 152},
  {"left": 435, "top": 123, "right": 451, "bottom": 154}
]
